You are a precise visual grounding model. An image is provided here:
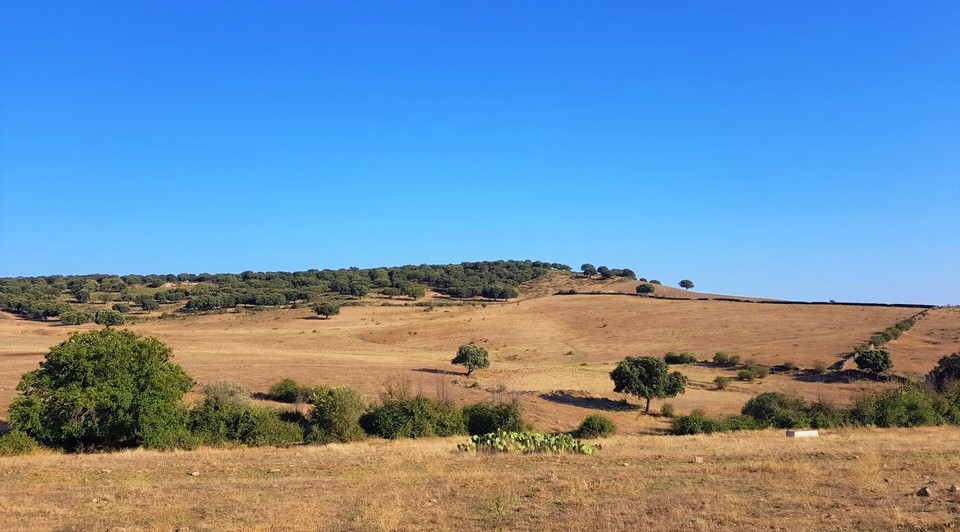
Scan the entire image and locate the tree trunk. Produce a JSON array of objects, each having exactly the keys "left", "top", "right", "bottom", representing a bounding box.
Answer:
[{"left": 645, "top": 397, "right": 651, "bottom": 414}]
